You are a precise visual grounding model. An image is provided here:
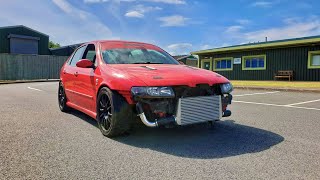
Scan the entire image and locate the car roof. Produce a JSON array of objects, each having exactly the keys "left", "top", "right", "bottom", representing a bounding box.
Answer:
[
  {"left": 89, "top": 40, "right": 162, "bottom": 51},
  {"left": 88, "top": 40, "right": 155, "bottom": 46}
]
